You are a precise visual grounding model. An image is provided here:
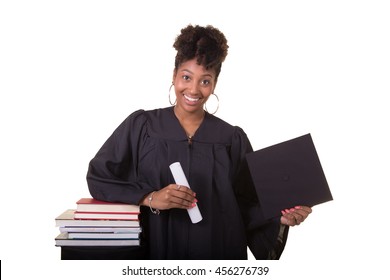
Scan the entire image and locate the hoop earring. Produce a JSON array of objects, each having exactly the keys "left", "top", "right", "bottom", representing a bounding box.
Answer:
[
  {"left": 205, "top": 93, "right": 219, "bottom": 115},
  {"left": 168, "top": 83, "right": 176, "bottom": 106}
]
